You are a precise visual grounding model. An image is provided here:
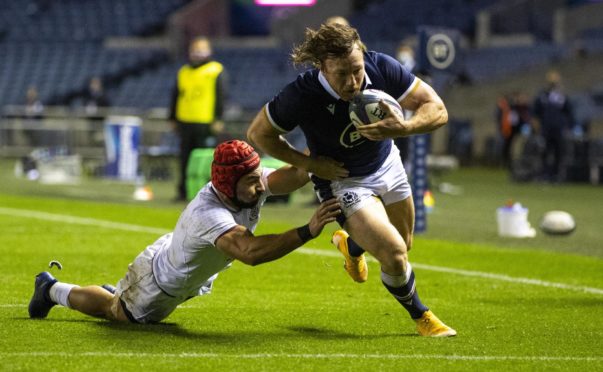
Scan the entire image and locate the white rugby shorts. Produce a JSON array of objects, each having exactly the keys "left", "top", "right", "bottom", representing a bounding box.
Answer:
[
  {"left": 115, "top": 234, "right": 215, "bottom": 324},
  {"left": 316, "top": 145, "right": 412, "bottom": 217}
]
